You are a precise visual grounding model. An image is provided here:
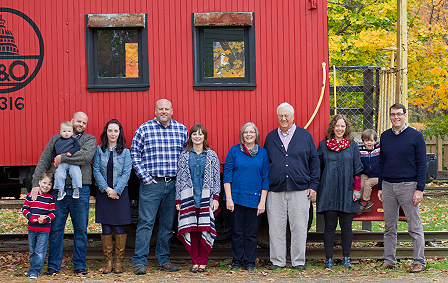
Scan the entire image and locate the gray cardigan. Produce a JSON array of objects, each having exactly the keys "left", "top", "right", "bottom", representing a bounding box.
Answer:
[{"left": 32, "top": 133, "right": 97, "bottom": 187}]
